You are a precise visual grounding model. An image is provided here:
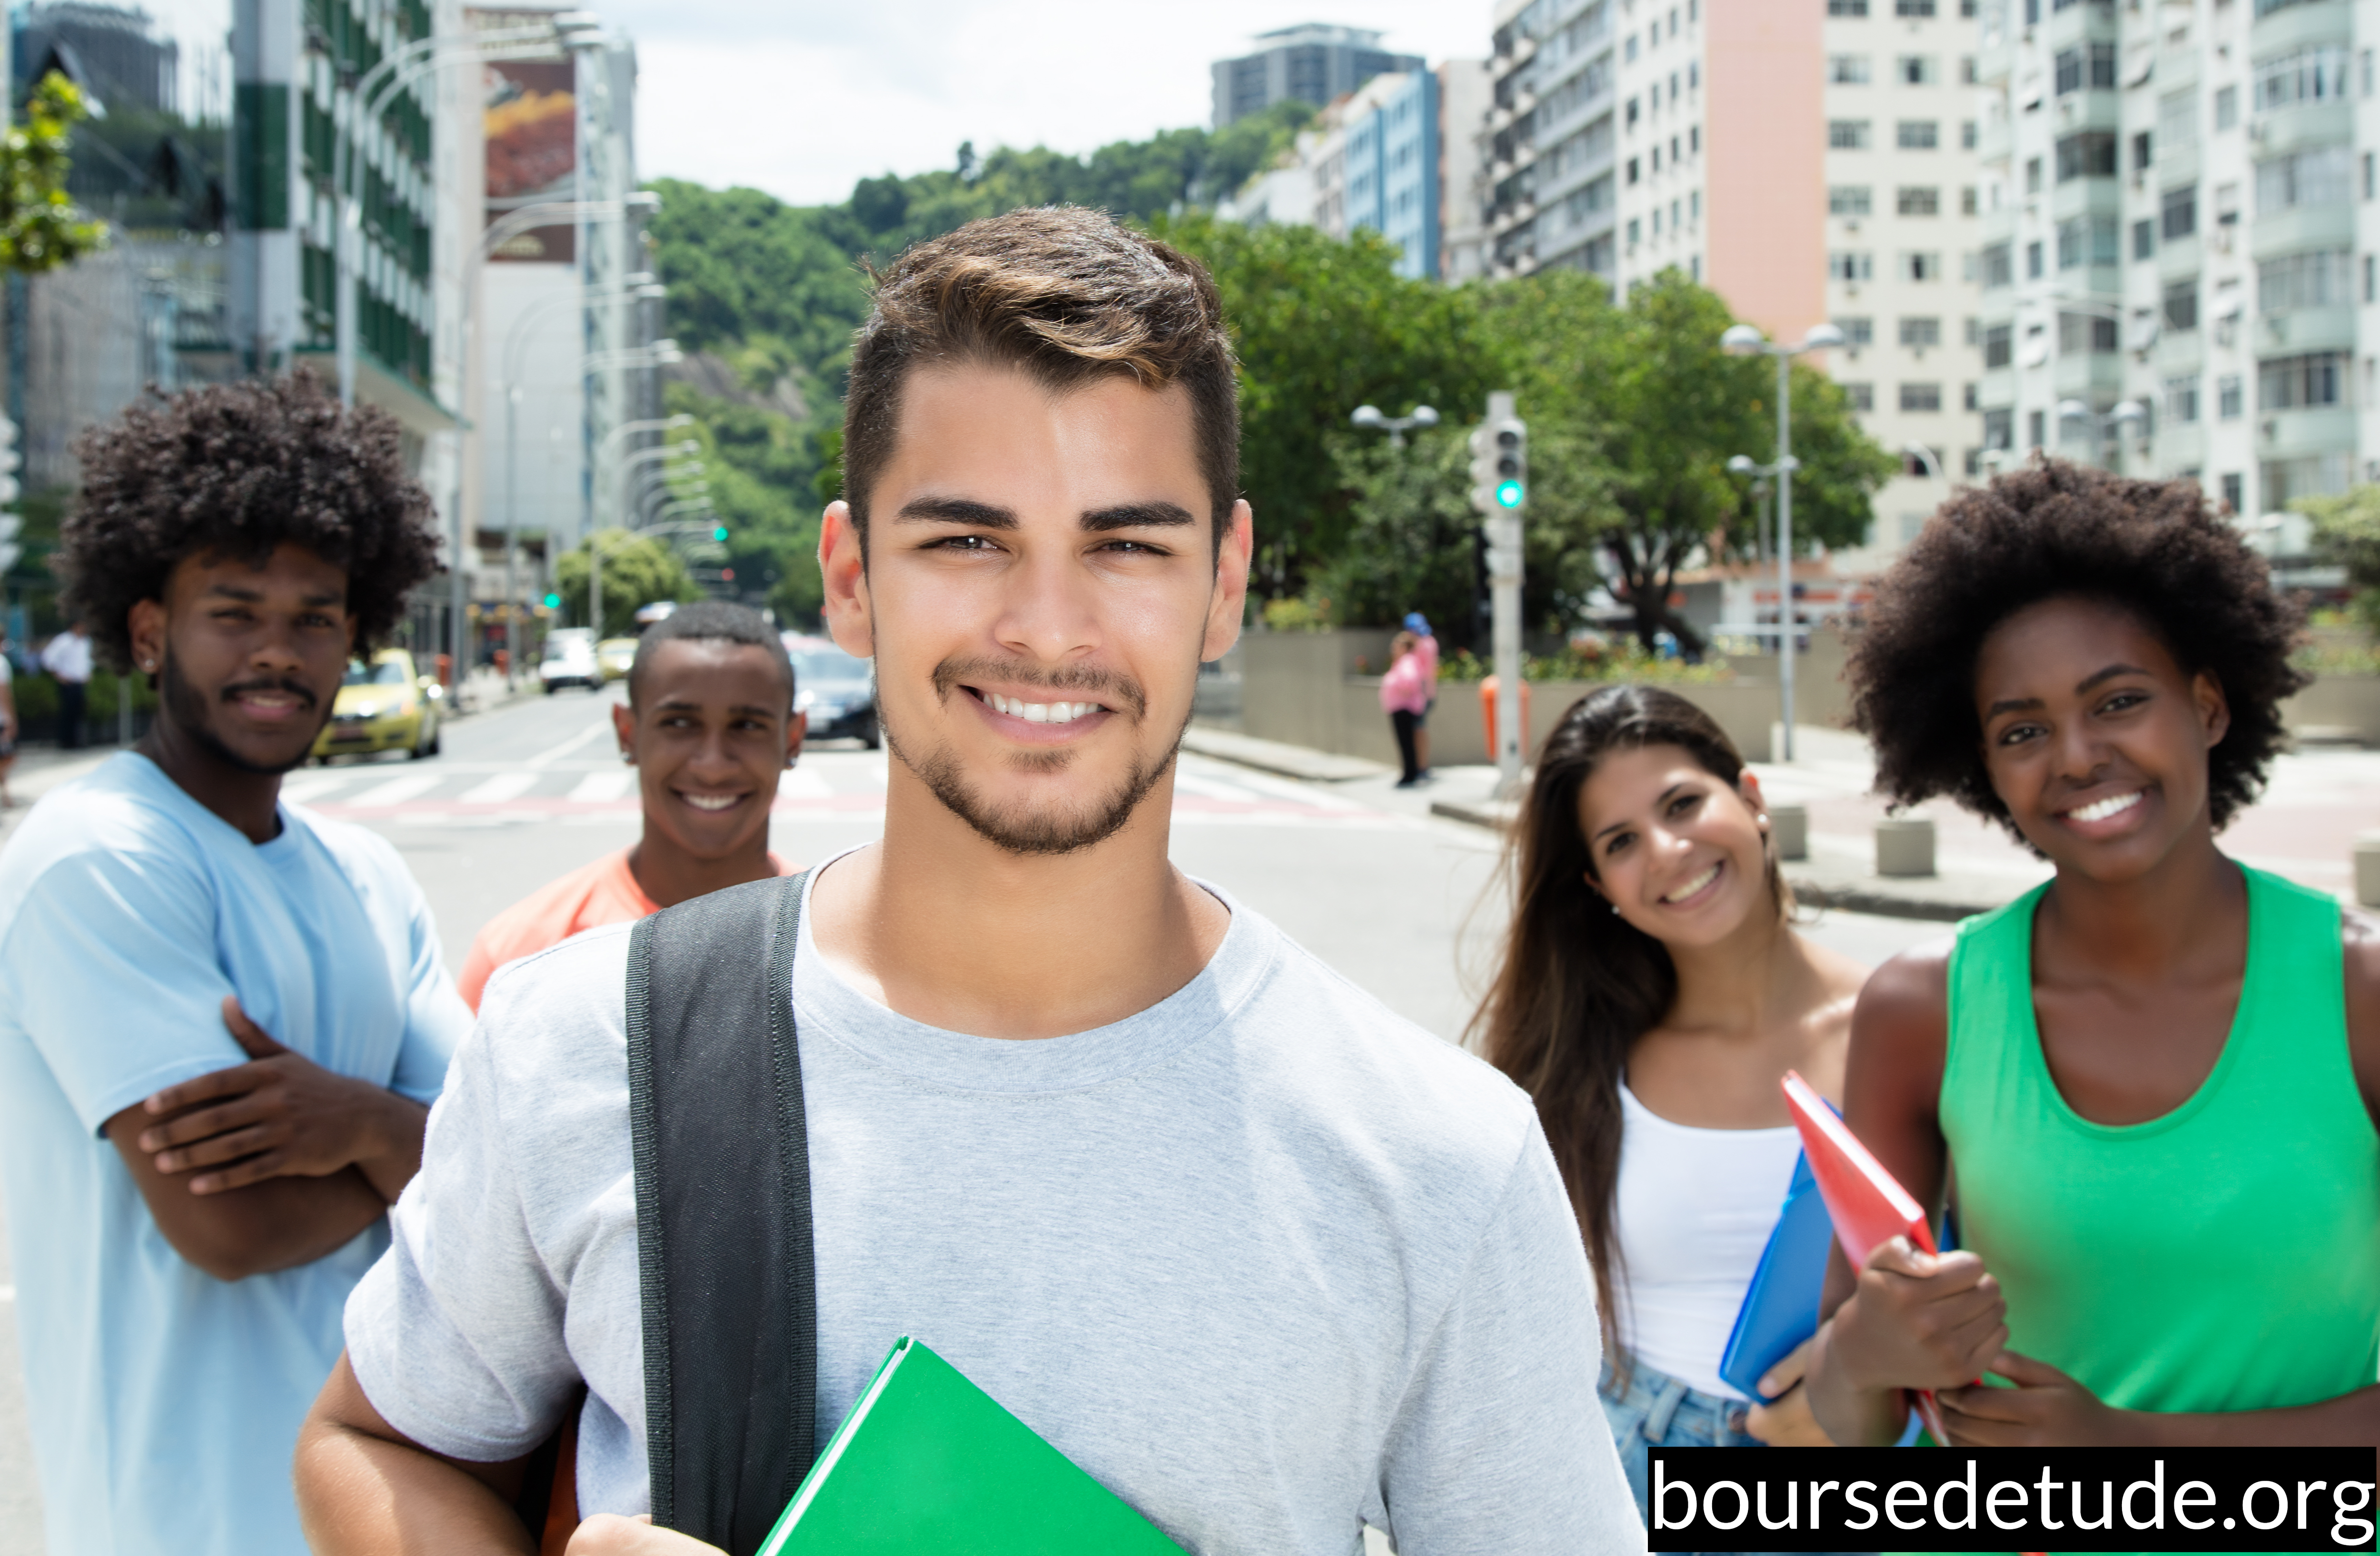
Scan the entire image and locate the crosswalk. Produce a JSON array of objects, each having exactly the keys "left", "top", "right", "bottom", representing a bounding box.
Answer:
[{"left": 283, "top": 753, "right": 1415, "bottom": 831}]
